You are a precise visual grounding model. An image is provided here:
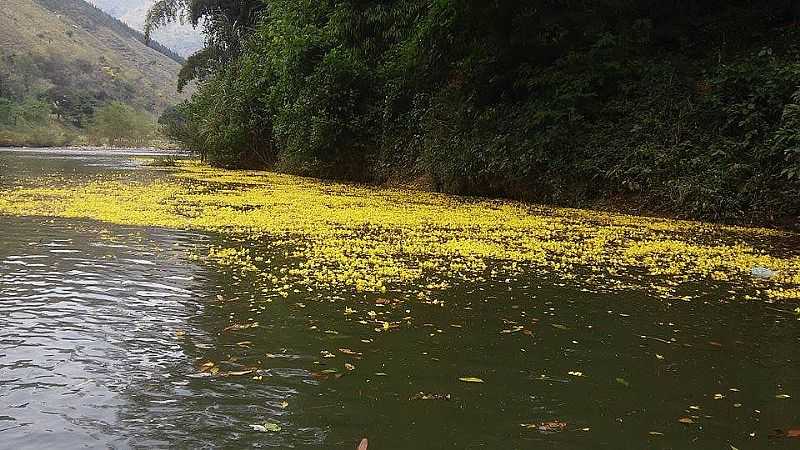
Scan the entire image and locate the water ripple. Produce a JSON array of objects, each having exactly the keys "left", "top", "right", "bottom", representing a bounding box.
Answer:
[{"left": 0, "top": 217, "right": 315, "bottom": 449}]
